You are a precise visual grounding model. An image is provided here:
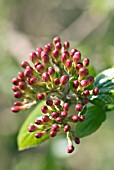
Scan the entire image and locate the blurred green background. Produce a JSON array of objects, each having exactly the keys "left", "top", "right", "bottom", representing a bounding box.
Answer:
[{"left": 0, "top": 0, "right": 114, "bottom": 170}]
